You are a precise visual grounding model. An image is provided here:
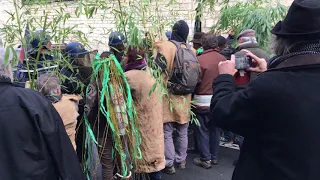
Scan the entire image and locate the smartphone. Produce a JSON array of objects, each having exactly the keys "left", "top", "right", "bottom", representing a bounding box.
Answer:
[{"left": 235, "top": 55, "right": 252, "bottom": 70}]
